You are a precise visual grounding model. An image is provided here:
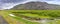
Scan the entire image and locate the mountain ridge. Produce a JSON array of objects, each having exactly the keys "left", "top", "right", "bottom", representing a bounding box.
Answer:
[{"left": 10, "top": 1, "right": 60, "bottom": 10}]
